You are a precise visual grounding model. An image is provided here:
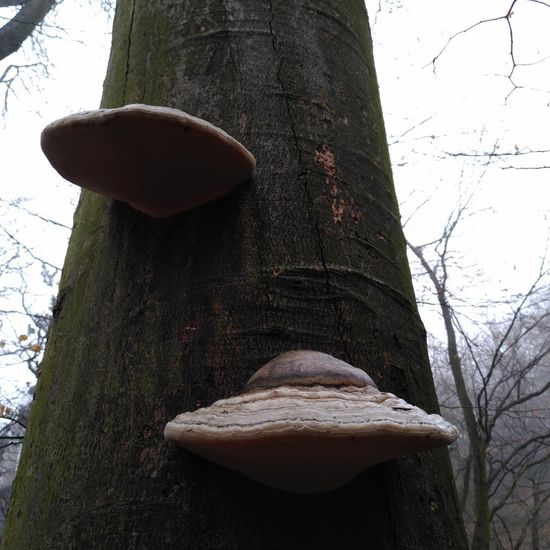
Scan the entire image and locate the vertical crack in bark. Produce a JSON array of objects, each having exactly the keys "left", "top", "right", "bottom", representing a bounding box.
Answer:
[
  {"left": 220, "top": 0, "right": 240, "bottom": 98},
  {"left": 267, "top": 0, "right": 331, "bottom": 291},
  {"left": 123, "top": 0, "right": 137, "bottom": 102},
  {"left": 221, "top": 1, "right": 274, "bottom": 315}
]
